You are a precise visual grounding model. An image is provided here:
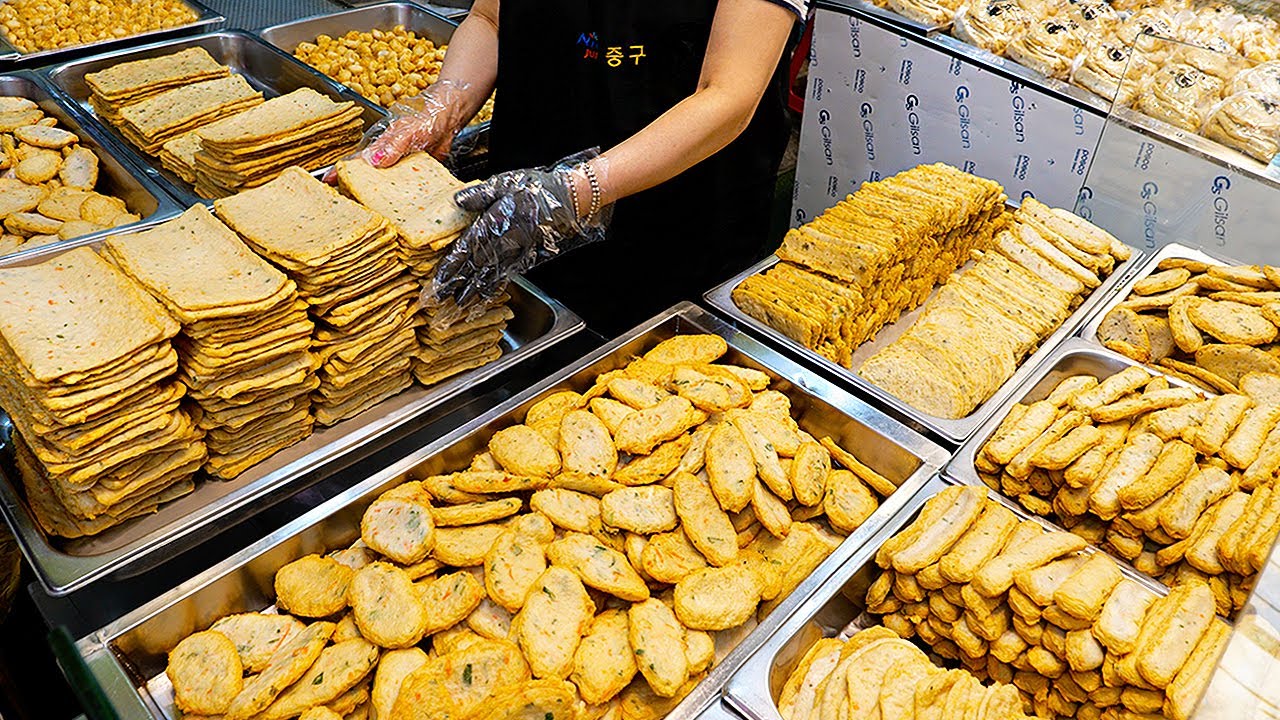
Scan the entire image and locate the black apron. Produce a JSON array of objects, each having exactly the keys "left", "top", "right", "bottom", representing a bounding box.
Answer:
[{"left": 491, "top": 0, "right": 792, "bottom": 335}]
